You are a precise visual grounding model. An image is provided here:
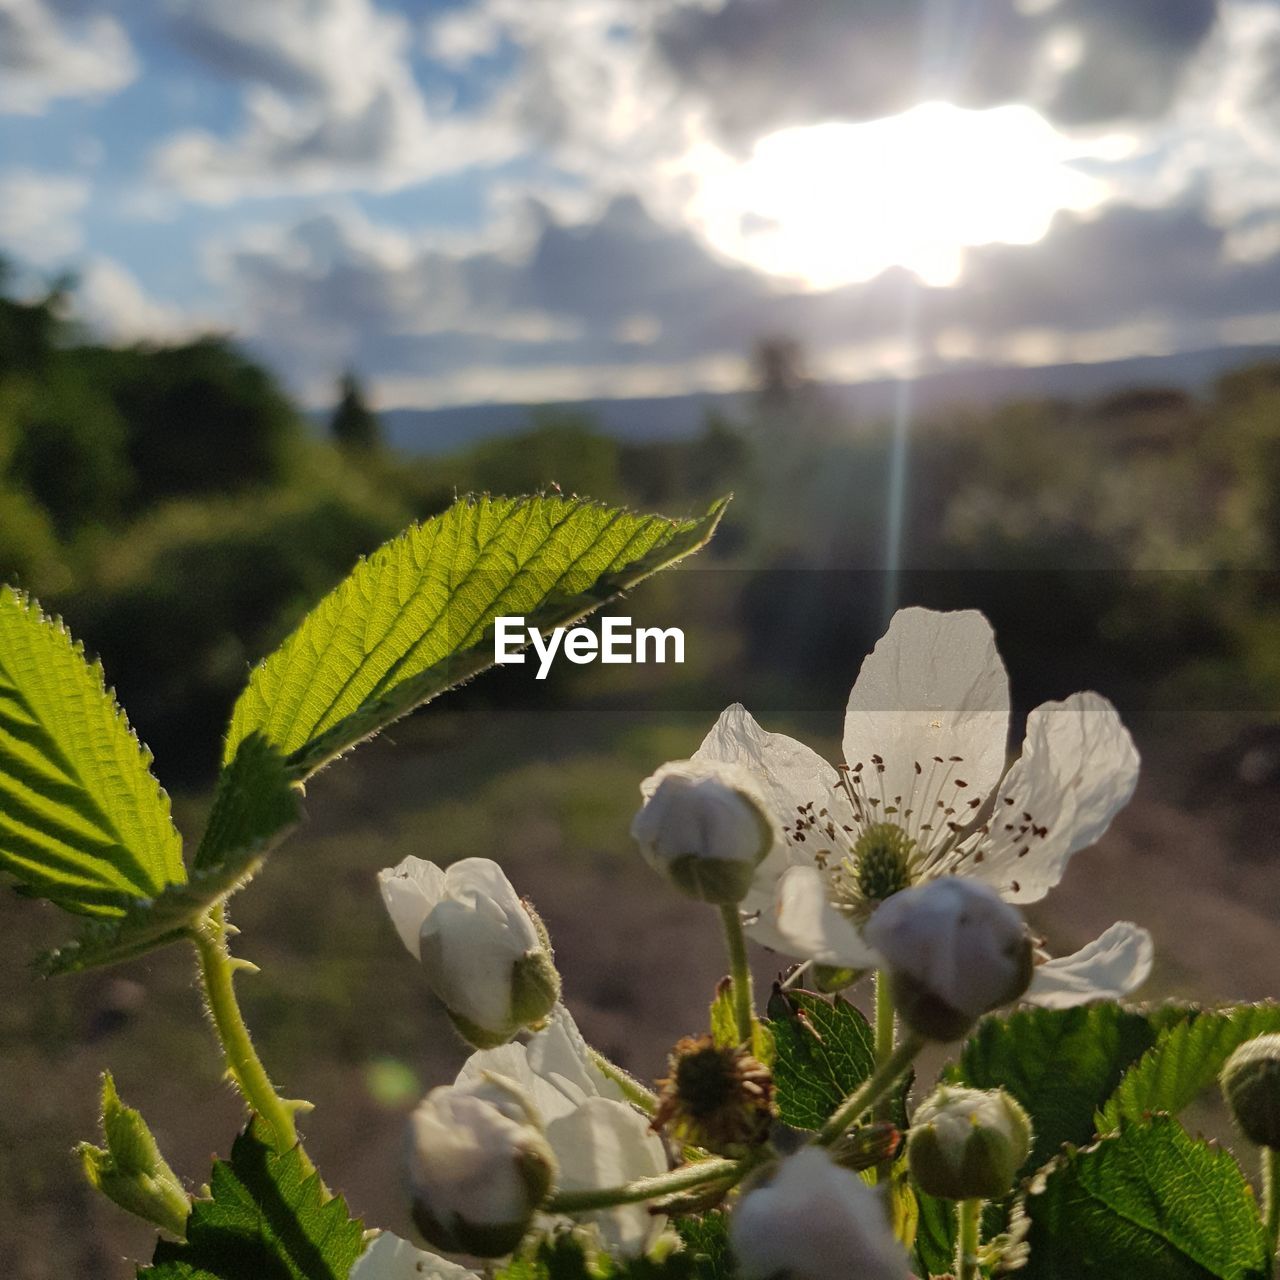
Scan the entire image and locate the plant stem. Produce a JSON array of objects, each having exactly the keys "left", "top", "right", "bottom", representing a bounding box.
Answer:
[
  {"left": 191, "top": 906, "right": 313, "bottom": 1174},
  {"left": 588, "top": 1049, "right": 658, "bottom": 1114},
  {"left": 956, "top": 1198, "right": 982, "bottom": 1280},
  {"left": 546, "top": 1157, "right": 743, "bottom": 1213},
  {"left": 719, "top": 903, "right": 754, "bottom": 1044},
  {"left": 1264, "top": 1147, "right": 1280, "bottom": 1259},
  {"left": 815, "top": 1034, "right": 923, "bottom": 1147},
  {"left": 872, "top": 971, "right": 897, "bottom": 1180}
]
